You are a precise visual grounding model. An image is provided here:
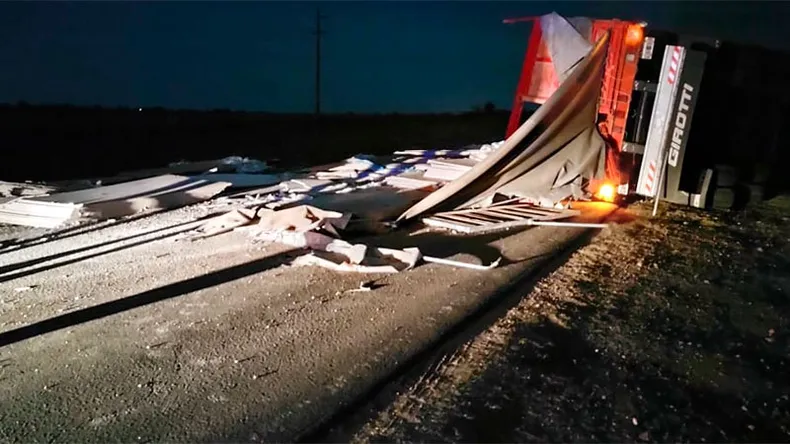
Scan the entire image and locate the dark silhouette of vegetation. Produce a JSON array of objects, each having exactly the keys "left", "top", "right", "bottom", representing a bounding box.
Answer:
[
  {"left": 470, "top": 101, "right": 498, "bottom": 114},
  {"left": 0, "top": 103, "right": 511, "bottom": 182}
]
